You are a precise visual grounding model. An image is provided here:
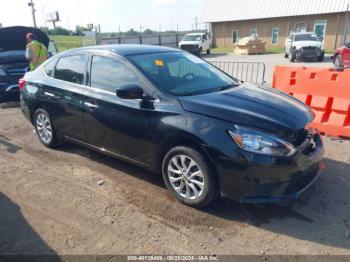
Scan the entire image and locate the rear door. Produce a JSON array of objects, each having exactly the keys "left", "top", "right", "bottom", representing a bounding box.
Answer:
[
  {"left": 46, "top": 54, "right": 89, "bottom": 141},
  {"left": 82, "top": 54, "right": 155, "bottom": 165}
]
